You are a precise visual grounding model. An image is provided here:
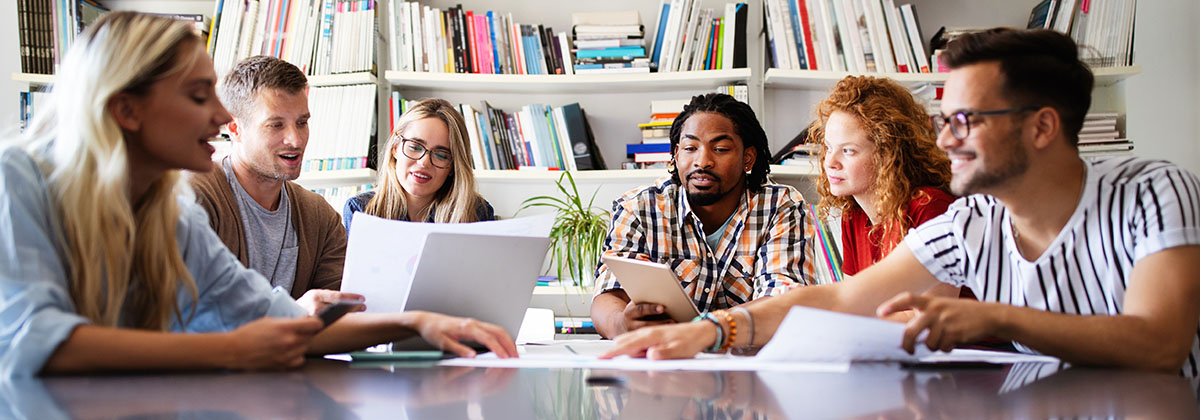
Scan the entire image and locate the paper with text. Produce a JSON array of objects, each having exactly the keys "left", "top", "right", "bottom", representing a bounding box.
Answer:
[
  {"left": 340, "top": 213, "right": 555, "bottom": 313},
  {"left": 754, "top": 306, "right": 932, "bottom": 362}
]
